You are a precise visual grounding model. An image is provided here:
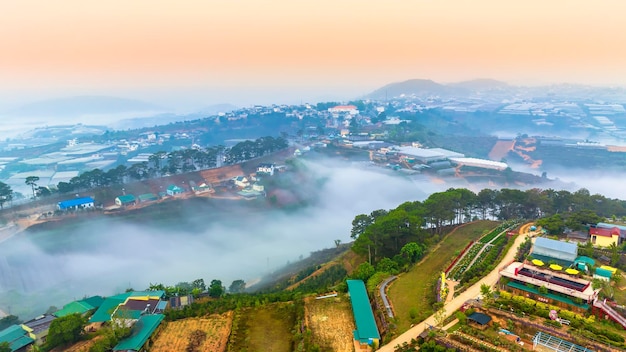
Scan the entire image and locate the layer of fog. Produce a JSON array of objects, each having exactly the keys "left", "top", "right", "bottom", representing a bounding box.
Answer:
[
  {"left": 0, "top": 159, "right": 443, "bottom": 318},
  {"left": 538, "top": 167, "right": 626, "bottom": 200}
]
